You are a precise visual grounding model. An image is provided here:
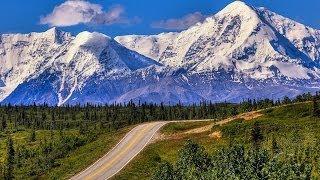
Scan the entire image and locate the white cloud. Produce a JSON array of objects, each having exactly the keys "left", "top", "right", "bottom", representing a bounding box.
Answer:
[
  {"left": 40, "top": 0, "right": 131, "bottom": 27},
  {"left": 151, "top": 12, "right": 207, "bottom": 30}
]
